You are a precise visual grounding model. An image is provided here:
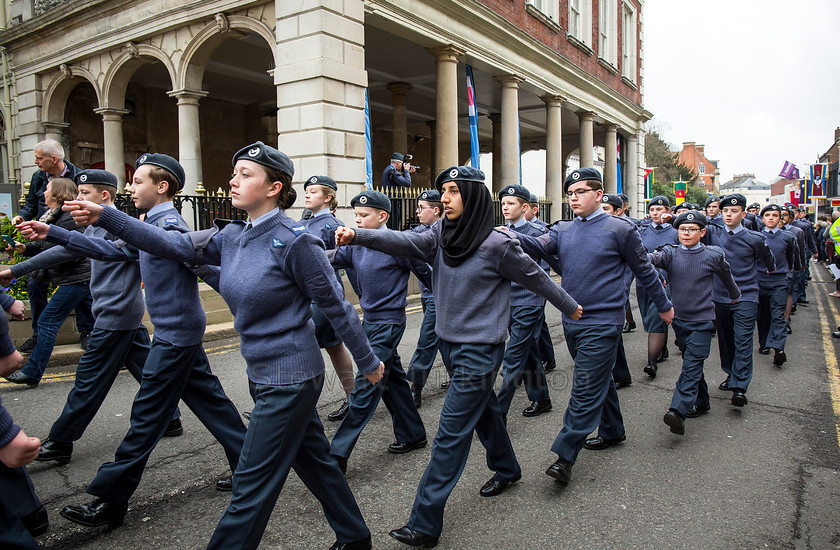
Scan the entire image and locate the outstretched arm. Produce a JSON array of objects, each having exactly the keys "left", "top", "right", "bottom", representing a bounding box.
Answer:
[{"left": 338, "top": 226, "right": 438, "bottom": 264}]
